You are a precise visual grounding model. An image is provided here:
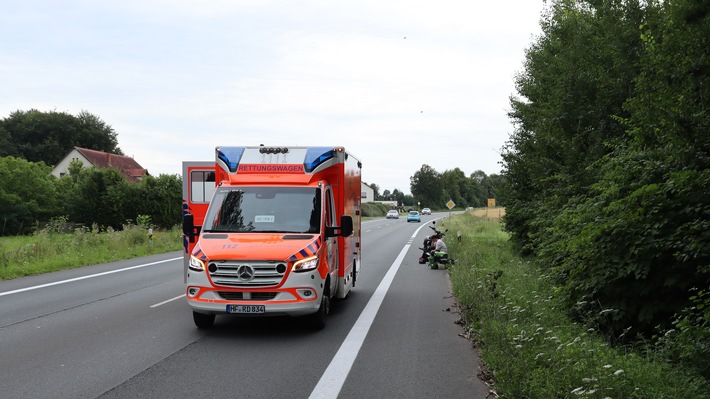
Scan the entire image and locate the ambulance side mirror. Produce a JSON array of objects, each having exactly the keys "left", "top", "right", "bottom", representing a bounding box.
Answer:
[
  {"left": 340, "top": 215, "right": 353, "bottom": 237},
  {"left": 326, "top": 215, "right": 353, "bottom": 238}
]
